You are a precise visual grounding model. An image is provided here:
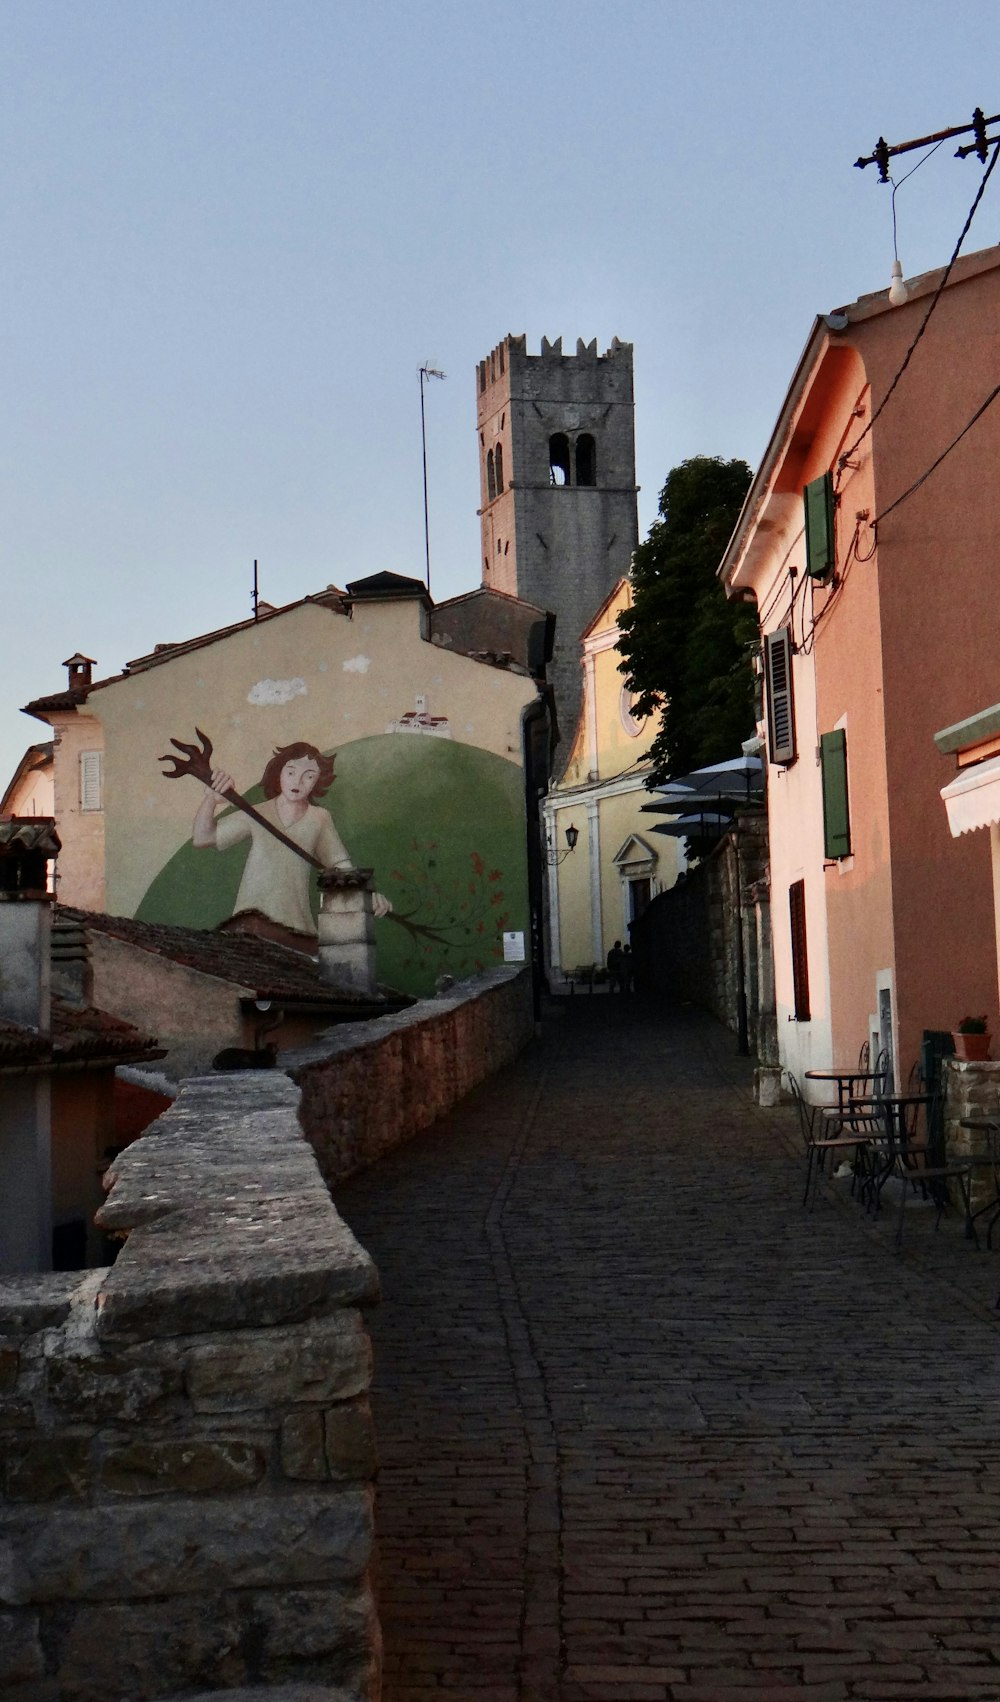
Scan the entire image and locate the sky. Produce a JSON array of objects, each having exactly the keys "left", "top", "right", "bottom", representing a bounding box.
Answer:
[{"left": 2, "top": 0, "right": 998, "bottom": 786}]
